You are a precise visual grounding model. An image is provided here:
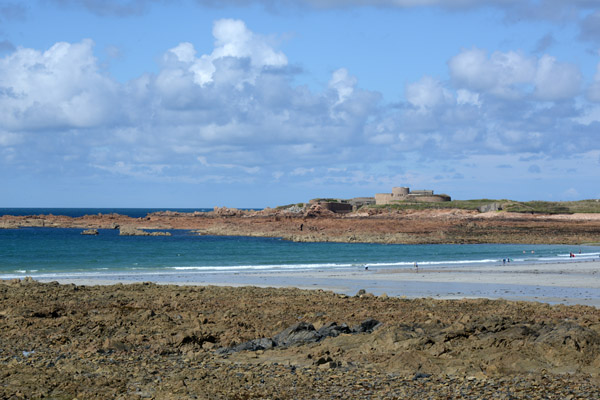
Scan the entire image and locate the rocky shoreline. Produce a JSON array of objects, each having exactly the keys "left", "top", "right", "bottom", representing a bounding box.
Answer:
[
  {"left": 2, "top": 206, "right": 600, "bottom": 244},
  {"left": 1, "top": 280, "right": 599, "bottom": 399}
]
